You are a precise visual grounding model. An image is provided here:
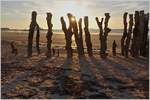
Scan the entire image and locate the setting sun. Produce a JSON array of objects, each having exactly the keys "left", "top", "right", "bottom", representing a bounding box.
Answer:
[{"left": 71, "top": 17, "right": 75, "bottom": 22}]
